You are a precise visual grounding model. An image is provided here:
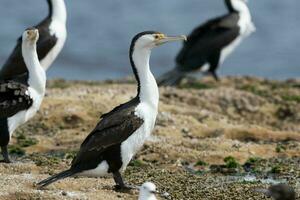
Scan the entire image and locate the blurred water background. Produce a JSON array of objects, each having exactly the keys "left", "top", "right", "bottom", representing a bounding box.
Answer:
[{"left": 0, "top": 0, "right": 299, "bottom": 80}]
